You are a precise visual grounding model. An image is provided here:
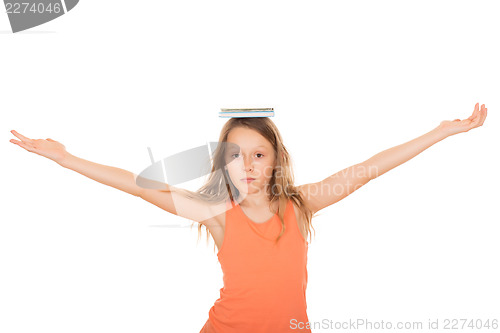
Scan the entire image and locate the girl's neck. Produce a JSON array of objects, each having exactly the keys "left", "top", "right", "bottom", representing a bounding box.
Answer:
[{"left": 237, "top": 193, "right": 273, "bottom": 209}]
